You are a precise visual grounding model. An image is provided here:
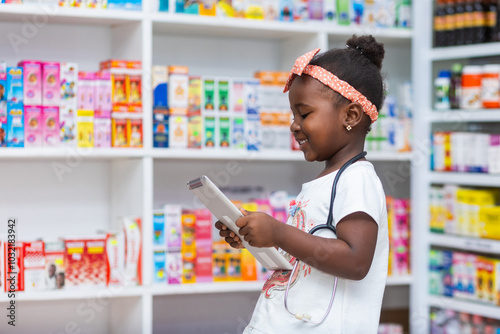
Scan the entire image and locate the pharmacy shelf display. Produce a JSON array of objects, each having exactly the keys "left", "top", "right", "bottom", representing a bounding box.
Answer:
[
  {"left": 0, "top": 4, "right": 413, "bottom": 334},
  {"left": 411, "top": 2, "right": 500, "bottom": 333}
]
